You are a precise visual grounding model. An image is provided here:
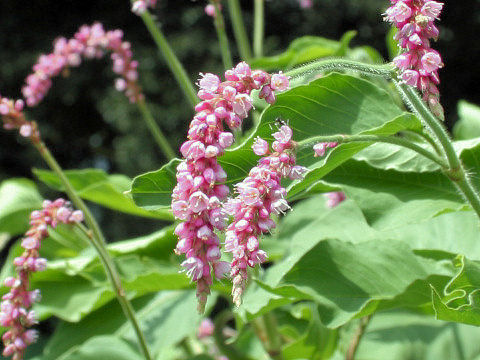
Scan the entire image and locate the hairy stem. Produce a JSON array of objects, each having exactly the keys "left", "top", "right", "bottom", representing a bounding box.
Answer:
[
  {"left": 253, "top": 0, "right": 264, "bottom": 58},
  {"left": 139, "top": 10, "right": 198, "bottom": 107},
  {"left": 346, "top": 315, "right": 372, "bottom": 360},
  {"left": 137, "top": 98, "right": 176, "bottom": 160},
  {"left": 393, "top": 80, "right": 480, "bottom": 220},
  {"left": 210, "top": 0, "right": 233, "bottom": 69},
  {"left": 227, "top": 0, "right": 252, "bottom": 61},
  {"left": 34, "top": 142, "right": 153, "bottom": 360},
  {"left": 286, "top": 59, "right": 395, "bottom": 79},
  {"left": 298, "top": 134, "right": 448, "bottom": 168}
]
